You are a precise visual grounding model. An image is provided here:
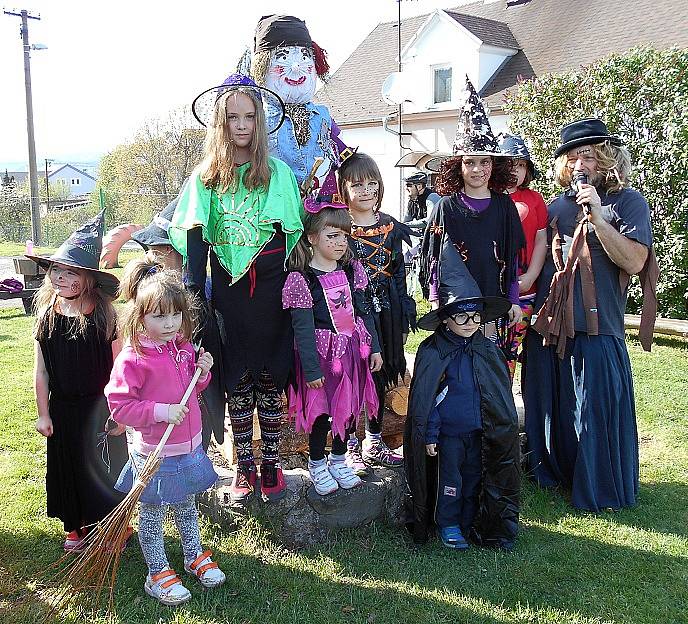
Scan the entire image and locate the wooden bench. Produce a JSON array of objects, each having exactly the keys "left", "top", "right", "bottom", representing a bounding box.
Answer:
[
  {"left": 2, "top": 257, "right": 46, "bottom": 314},
  {"left": 625, "top": 314, "right": 688, "bottom": 339}
]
